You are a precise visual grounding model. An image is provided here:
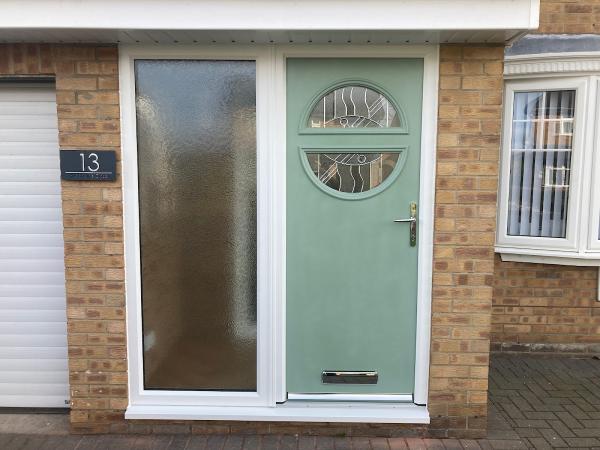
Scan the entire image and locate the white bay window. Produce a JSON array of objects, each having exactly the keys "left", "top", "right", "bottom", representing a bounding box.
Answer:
[{"left": 497, "top": 61, "right": 600, "bottom": 266}]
